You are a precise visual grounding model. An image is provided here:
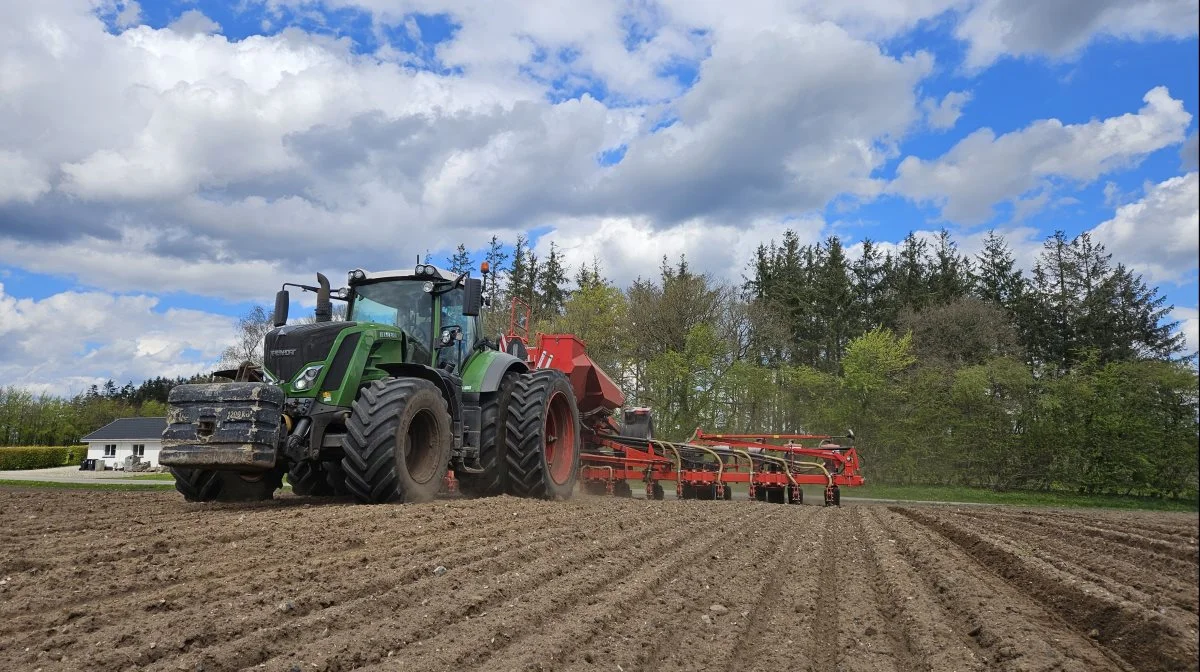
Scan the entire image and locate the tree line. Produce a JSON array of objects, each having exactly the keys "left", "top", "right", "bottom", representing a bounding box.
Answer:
[
  {"left": 480, "top": 228, "right": 1197, "bottom": 499},
  {"left": 0, "top": 376, "right": 208, "bottom": 447},
  {"left": 5, "top": 227, "right": 1196, "bottom": 500}
]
